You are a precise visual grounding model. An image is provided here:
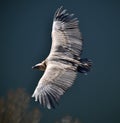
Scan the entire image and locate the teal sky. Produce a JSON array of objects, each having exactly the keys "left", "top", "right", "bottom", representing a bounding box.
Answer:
[{"left": 0, "top": 0, "right": 120, "bottom": 123}]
